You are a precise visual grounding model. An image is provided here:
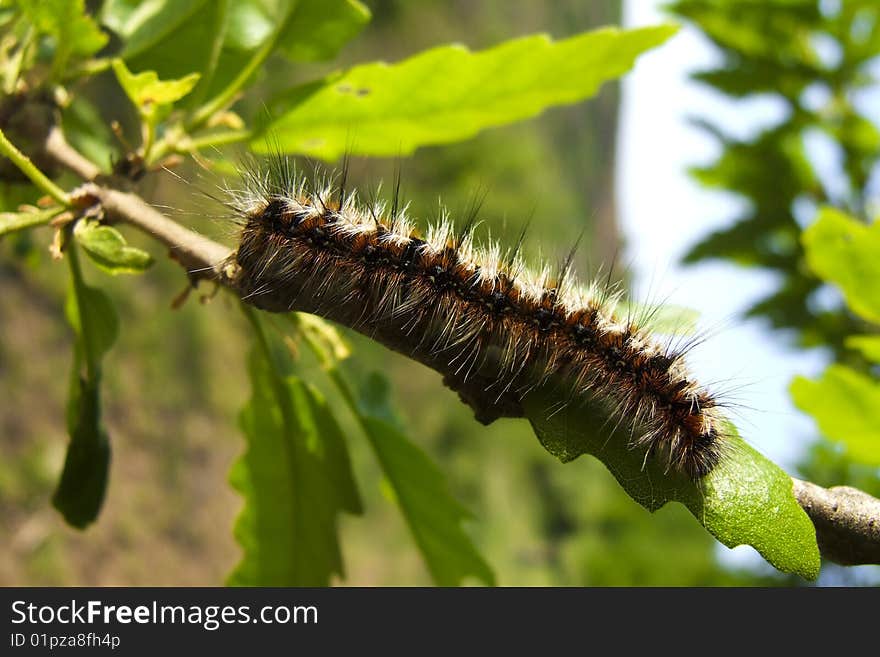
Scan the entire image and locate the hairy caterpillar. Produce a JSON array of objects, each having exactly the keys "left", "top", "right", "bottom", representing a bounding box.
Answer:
[{"left": 227, "top": 158, "right": 729, "bottom": 480}]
